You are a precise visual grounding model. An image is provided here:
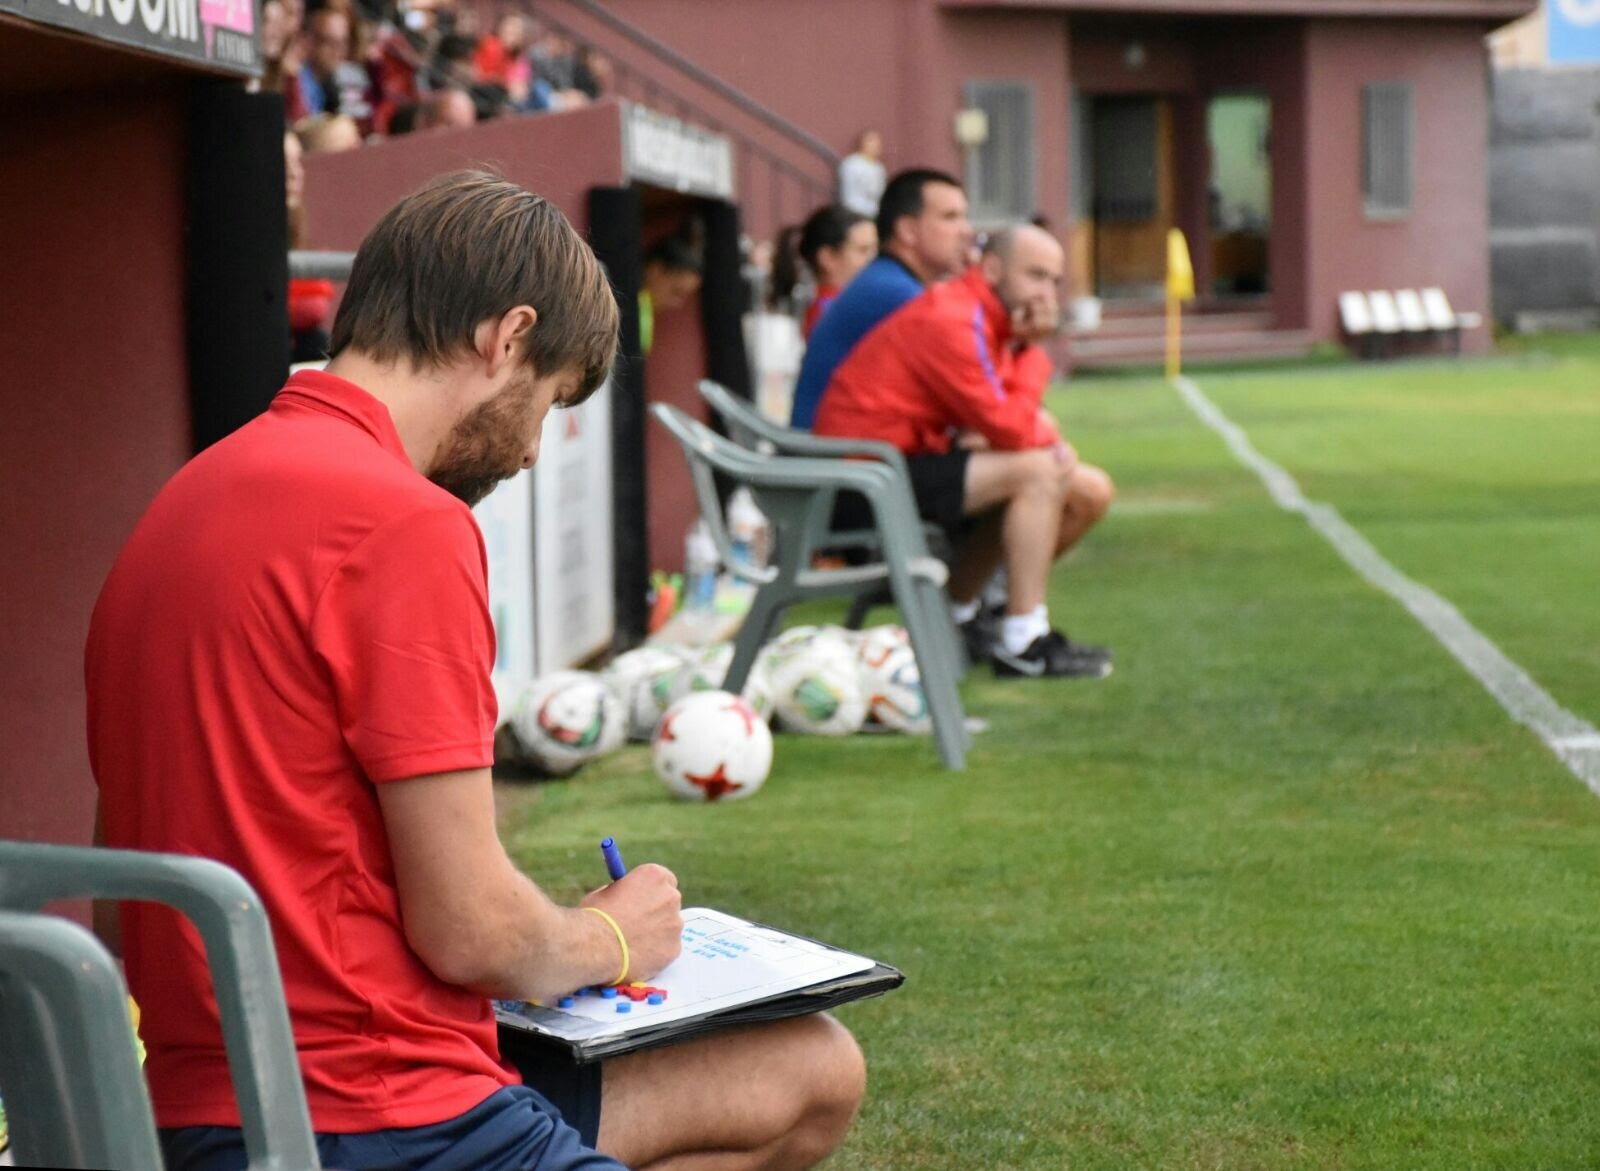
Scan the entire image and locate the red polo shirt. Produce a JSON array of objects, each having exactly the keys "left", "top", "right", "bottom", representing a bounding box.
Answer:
[
  {"left": 813, "top": 266, "right": 1056, "bottom": 455},
  {"left": 86, "top": 370, "right": 513, "bottom": 1132}
]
